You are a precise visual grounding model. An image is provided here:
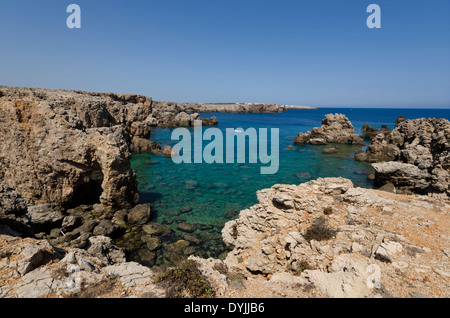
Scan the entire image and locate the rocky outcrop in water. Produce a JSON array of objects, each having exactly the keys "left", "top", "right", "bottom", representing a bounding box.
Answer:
[
  {"left": 361, "top": 123, "right": 391, "bottom": 141},
  {"left": 355, "top": 116, "right": 450, "bottom": 196},
  {"left": 294, "top": 114, "right": 364, "bottom": 146}
]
